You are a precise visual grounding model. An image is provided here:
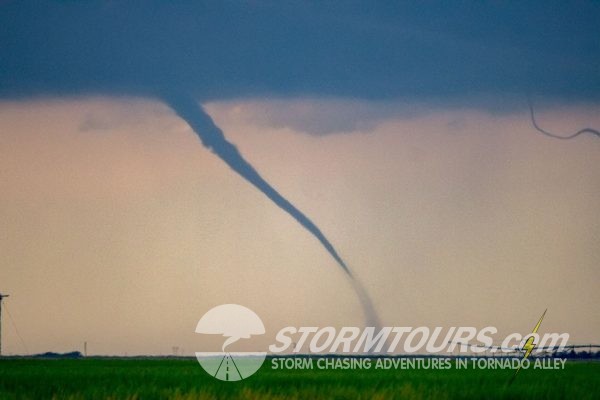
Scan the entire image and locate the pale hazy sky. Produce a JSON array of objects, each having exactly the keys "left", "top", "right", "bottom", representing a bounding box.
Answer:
[{"left": 1, "top": 97, "right": 598, "bottom": 355}]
